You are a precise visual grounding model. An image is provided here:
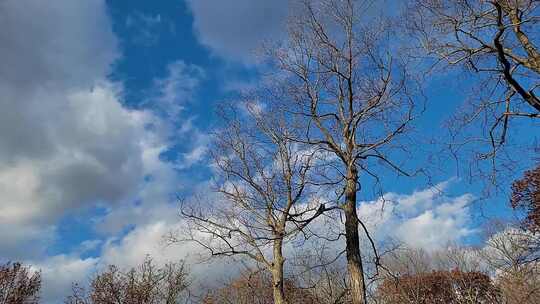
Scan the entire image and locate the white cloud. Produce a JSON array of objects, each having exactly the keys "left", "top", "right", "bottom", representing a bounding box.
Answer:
[
  {"left": 101, "top": 221, "right": 183, "bottom": 267},
  {"left": 174, "top": 128, "right": 210, "bottom": 170},
  {"left": 358, "top": 181, "right": 475, "bottom": 251},
  {"left": 0, "top": 0, "right": 206, "bottom": 299},
  {"left": 151, "top": 61, "right": 205, "bottom": 120},
  {"left": 0, "top": 0, "right": 117, "bottom": 91},
  {"left": 0, "top": 79, "right": 163, "bottom": 257},
  {"left": 0, "top": 0, "right": 135, "bottom": 257},
  {"left": 34, "top": 254, "right": 98, "bottom": 304},
  {"left": 0, "top": 0, "right": 210, "bottom": 258},
  {"left": 98, "top": 216, "right": 245, "bottom": 282},
  {"left": 0, "top": 0, "right": 279, "bottom": 301},
  {"left": 36, "top": 216, "right": 238, "bottom": 302},
  {"left": 185, "top": 0, "right": 290, "bottom": 62}
]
